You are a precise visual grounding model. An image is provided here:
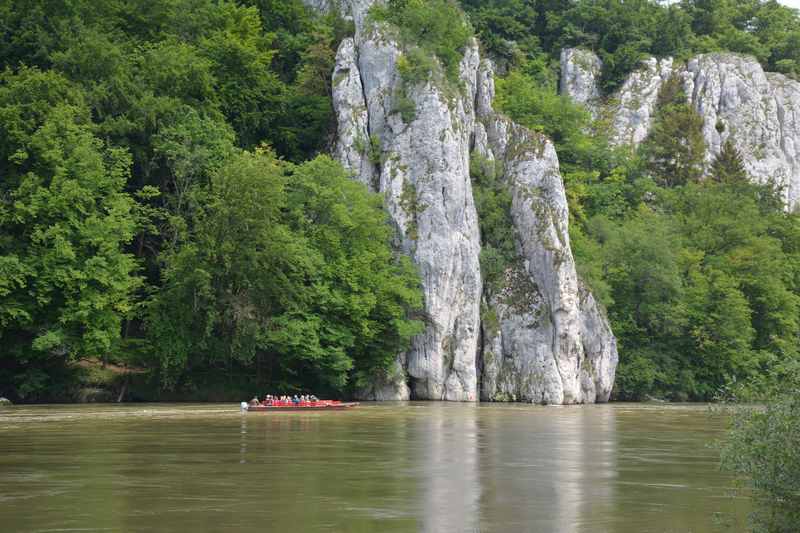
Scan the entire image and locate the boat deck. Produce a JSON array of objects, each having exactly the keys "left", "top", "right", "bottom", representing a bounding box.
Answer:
[{"left": 245, "top": 402, "right": 359, "bottom": 412}]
